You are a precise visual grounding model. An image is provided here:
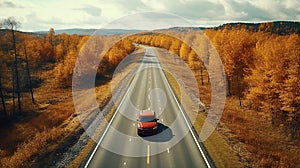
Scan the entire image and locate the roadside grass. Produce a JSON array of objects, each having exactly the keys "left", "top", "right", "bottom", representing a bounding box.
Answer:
[
  {"left": 0, "top": 87, "right": 76, "bottom": 167},
  {"left": 164, "top": 69, "right": 243, "bottom": 168},
  {"left": 67, "top": 48, "right": 146, "bottom": 167},
  {"left": 166, "top": 64, "right": 300, "bottom": 167},
  {"left": 156, "top": 48, "right": 243, "bottom": 167},
  {"left": 67, "top": 91, "right": 117, "bottom": 168}
]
